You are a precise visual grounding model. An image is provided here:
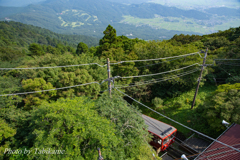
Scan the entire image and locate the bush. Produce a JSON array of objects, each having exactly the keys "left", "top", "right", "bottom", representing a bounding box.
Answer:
[
  {"left": 152, "top": 97, "right": 163, "bottom": 110},
  {"left": 174, "top": 102, "right": 183, "bottom": 109}
]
